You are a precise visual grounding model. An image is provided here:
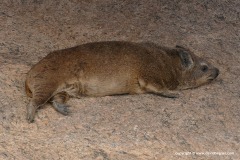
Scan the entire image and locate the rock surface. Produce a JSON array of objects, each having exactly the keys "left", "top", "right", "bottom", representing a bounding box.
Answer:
[{"left": 0, "top": 0, "right": 239, "bottom": 159}]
